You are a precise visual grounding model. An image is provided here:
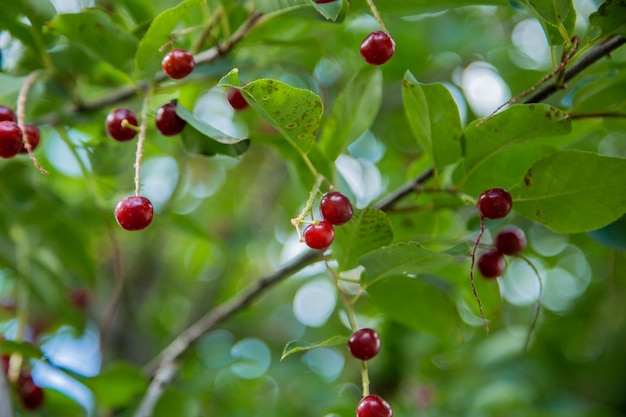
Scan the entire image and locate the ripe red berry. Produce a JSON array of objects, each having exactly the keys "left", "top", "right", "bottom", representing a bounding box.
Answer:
[
  {"left": 356, "top": 394, "right": 393, "bottom": 417},
  {"left": 477, "top": 249, "right": 506, "bottom": 279},
  {"left": 156, "top": 102, "right": 186, "bottom": 136},
  {"left": 114, "top": 196, "right": 154, "bottom": 231},
  {"left": 477, "top": 188, "right": 512, "bottom": 220},
  {"left": 226, "top": 88, "right": 249, "bottom": 111},
  {"left": 348, "top": 328, "right": 381, "bottom": 361},
  {"left": 0, "top": 121, "right": 24, "bottom": 158},
  {"left": 18, "top": 124, "right": 41, "bottom": 153},
  {"left": 69, "top": 288, "right": 89, "bottom": 310},
  {"left": 360, "top": 31, "right": 396, "bottom": 66},
  {"left": 106, "top": 108, "right": 138, "bottom": 141},
  {"left": 1, "top": 355, "right": 9, "bottom": 375},
  {"left": 303, "top": 221, "right": 335, "bottom": 250},
  {"left": 17, "top": 372, "right": 45, "bottom": 411},
  {"left": 320, "top": 191, "right": 353, "bottom": 225},
  {"left": 494, "top": 226, "right": 526, "bottom": 256},
  {"left": 162, "top": 48, "right": 195, "bottom": 80},
  {"left": 0, "top": 105, "right": 16, "bottom": 122}
]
